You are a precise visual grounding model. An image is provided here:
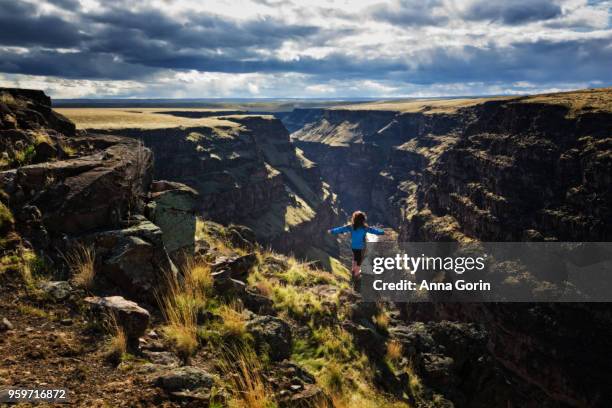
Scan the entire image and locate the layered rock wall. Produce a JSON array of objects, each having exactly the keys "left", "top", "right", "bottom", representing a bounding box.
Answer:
[
  {"left": 89, "top": 115, "right": 343, "bottom": 263},
  {"left": 287, "top": 89, "right": 612, "bottom": 406}
]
